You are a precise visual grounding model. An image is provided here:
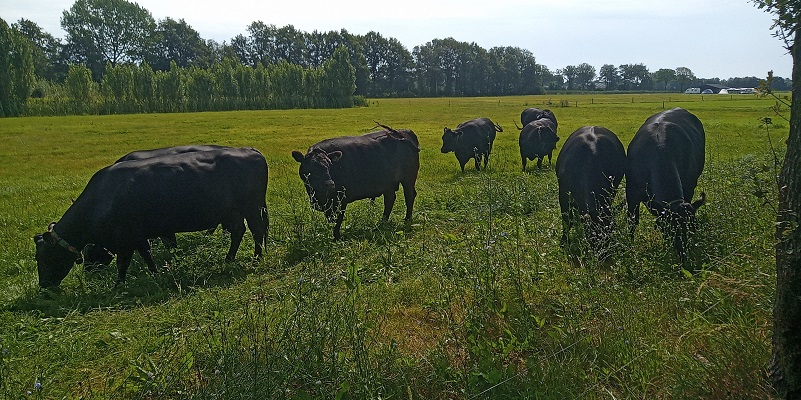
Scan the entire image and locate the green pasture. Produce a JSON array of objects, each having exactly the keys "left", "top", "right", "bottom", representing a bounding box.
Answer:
[{"left": 0, "top": 93, "right": 784, "bottom": 398}]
